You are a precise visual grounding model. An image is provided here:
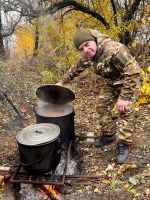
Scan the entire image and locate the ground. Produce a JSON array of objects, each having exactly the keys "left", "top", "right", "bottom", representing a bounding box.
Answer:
[{"left": 0, "top": 60, "right": 150, "bottom": 200}]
